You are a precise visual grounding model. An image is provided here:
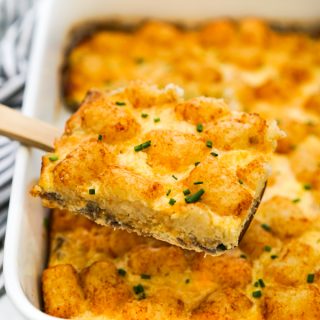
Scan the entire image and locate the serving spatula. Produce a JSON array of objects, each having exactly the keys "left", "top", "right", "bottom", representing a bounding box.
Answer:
[{"left": 0, "top": 103, "right": 61, "bottom": 152}]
